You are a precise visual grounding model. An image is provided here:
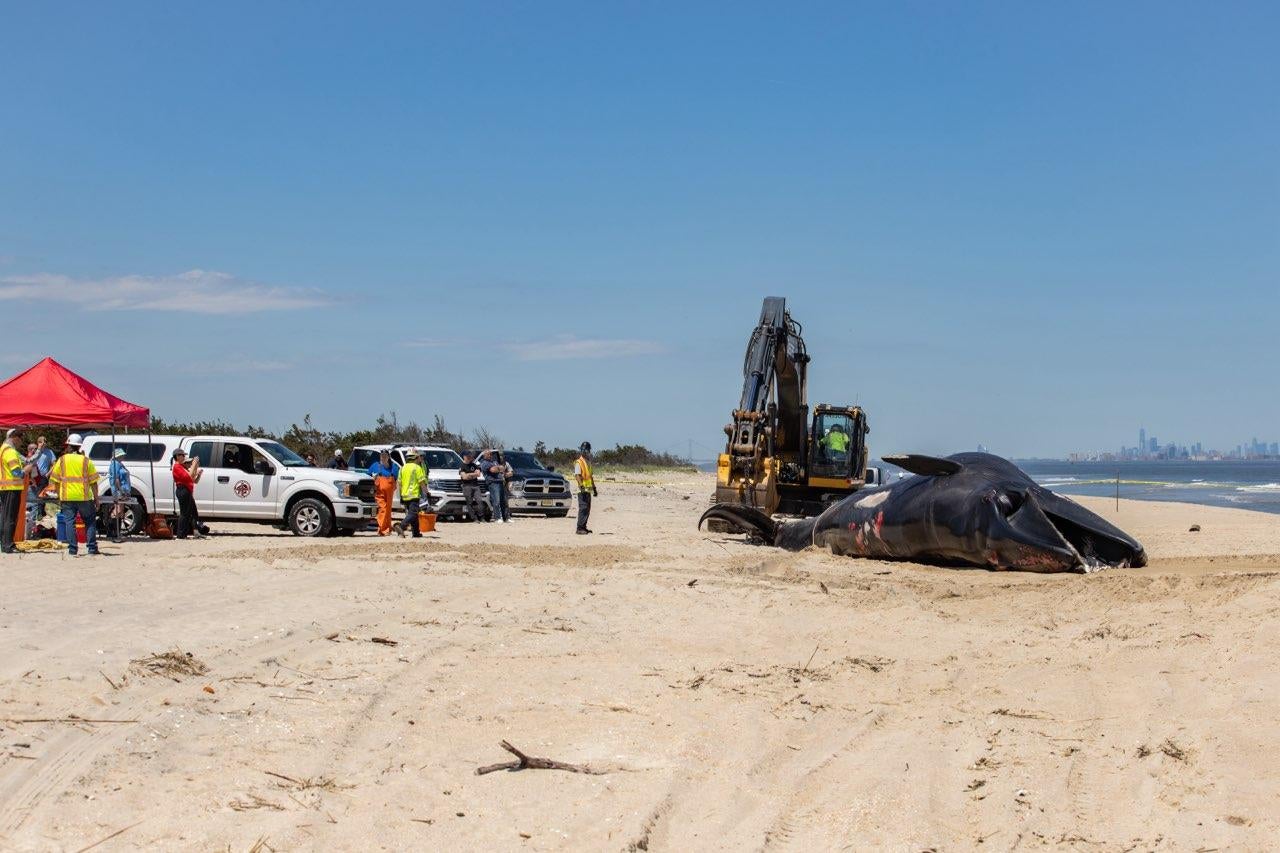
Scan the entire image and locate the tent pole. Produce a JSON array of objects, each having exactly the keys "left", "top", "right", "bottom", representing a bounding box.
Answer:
[
  {"left": 147, "top": 423, "right": 157, "bottom": 522},
  {"left": 110, "top": 424, "right": 117, "bottom": 540}
]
